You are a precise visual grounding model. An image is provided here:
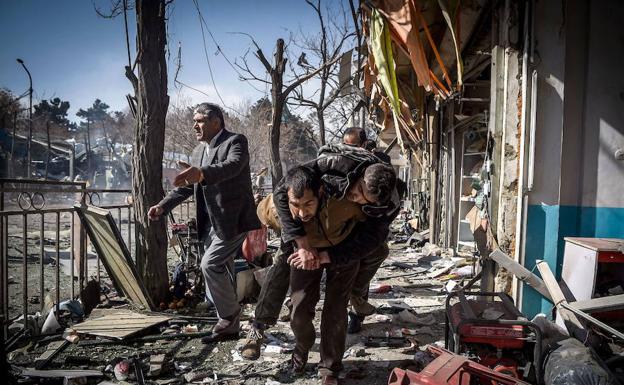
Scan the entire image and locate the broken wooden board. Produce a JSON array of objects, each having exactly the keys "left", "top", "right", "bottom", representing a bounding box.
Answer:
[
  {"left": 569, "top": 294, "right": 624, "bottom": 313},
  {"left": 489, "top": 249, "right": 553, "bottom": 302},
  {"left": 71, "top": 309, "right": 172, "bottom": 340},
  {"left": 74, "top": 204, "right": 153, "bottom": 310},
  {"left": 20, "top": 368, "right": 103, "bottom": 379},
  {"left": 34, "top": 340, "right": 69, "bottom": 369}
]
